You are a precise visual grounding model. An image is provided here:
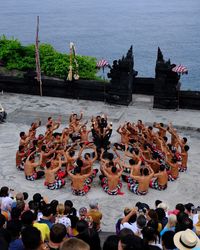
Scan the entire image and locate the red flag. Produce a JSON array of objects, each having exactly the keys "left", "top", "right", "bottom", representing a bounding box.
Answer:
[
  {"left": 96, "top": 59, "right": 109, "bottom": 68},
  {"left": 35, "top": 16, "right": 42, "bottom": 96},
  {"left": 172, "top": 64, "right": 188, "bottom": 75}
]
